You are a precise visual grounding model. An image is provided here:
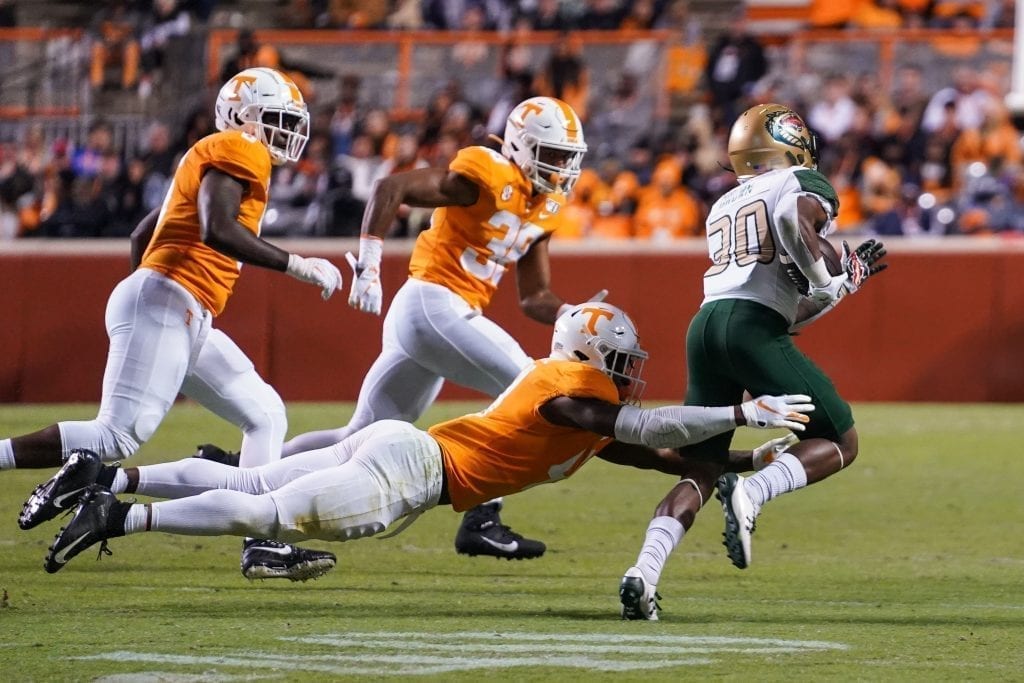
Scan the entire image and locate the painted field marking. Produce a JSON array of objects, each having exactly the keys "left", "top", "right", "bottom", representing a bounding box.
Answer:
[{"left": 74, "top": 631, "right": 848, "bottom": 676}]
